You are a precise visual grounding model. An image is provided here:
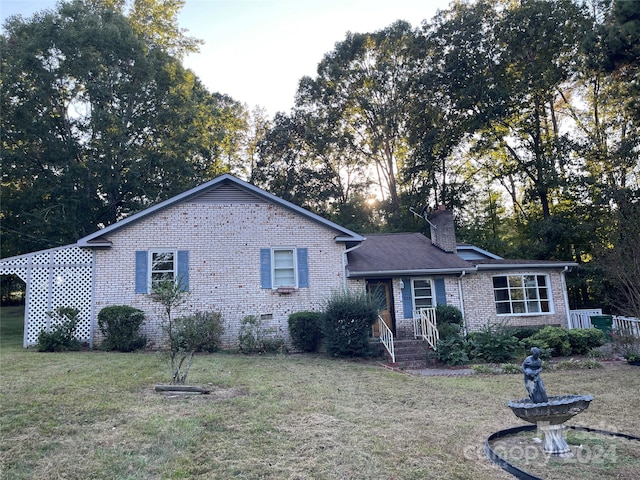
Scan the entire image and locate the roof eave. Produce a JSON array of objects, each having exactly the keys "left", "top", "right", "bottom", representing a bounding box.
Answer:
[
  {"left": 474, "top": 262, "right": 578, "bottom": 270},
  {"left": 77, "top": 174, "right": 365, "bottom": 246},
  {"left": 348, "top": 268, "right": 476, "bottom": 278}
]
